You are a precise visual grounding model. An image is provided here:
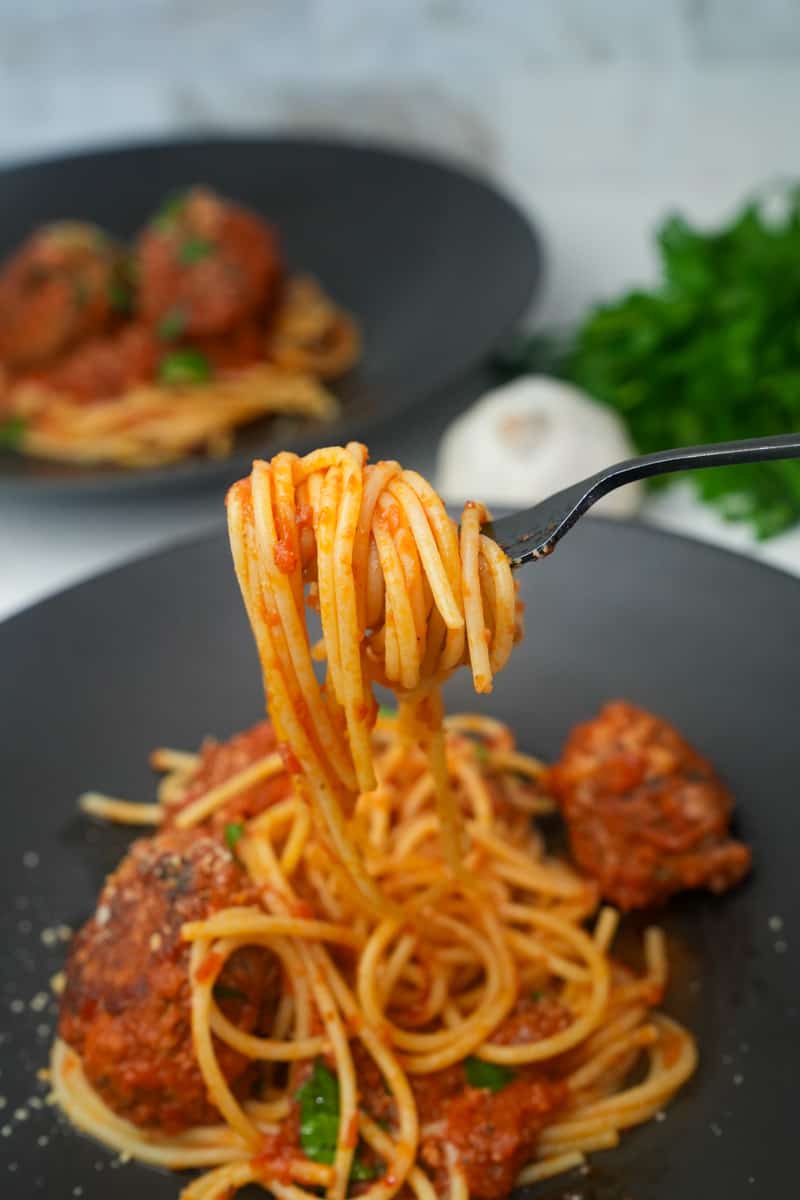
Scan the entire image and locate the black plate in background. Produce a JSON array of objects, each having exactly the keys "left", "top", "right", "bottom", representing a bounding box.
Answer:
[
  {"left": 0, "top": 136, "right": 542, "bottom": 497},
  {"left": 1, "top": 518, "right": 798, "bottom": 1198}
]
